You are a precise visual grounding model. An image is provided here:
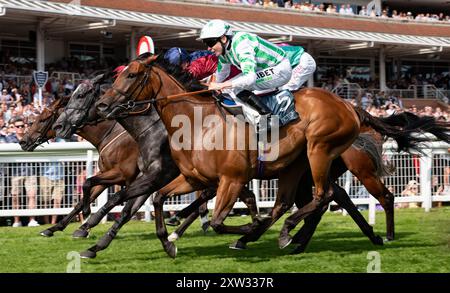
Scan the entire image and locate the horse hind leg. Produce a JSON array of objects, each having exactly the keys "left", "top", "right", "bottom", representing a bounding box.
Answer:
[
  {"left": 361, "top": 175, "right": 395, "bottom": 241},
  {"left": 331, "top": 182, "right": 384, "bottom": 246}
]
